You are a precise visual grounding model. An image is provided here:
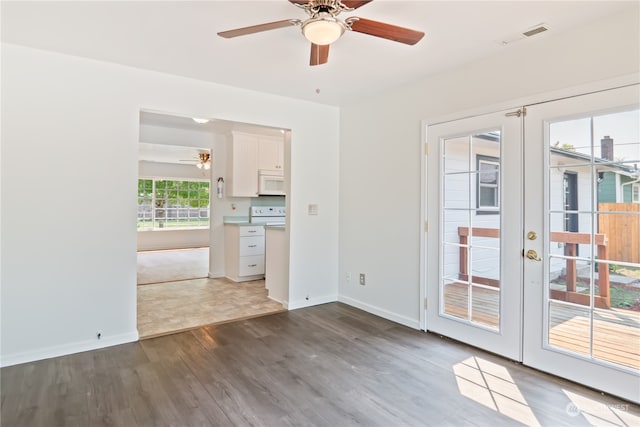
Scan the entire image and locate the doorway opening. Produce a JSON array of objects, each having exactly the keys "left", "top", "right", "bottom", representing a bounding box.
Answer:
[{"left": 136, "top": 110, "right": 289, "bottom": 338}]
